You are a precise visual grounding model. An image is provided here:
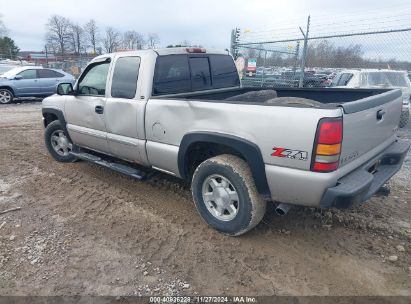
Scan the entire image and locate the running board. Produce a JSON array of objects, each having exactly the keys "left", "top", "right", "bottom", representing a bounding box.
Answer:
[{"left": 70, "top": 151, "right": 151, "bottom": 181}]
